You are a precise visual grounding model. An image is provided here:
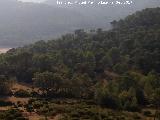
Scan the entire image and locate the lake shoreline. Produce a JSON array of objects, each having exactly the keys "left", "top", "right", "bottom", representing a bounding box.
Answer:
[{"left": 0, "top": 48, "right": 11, "bottom": 53}]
